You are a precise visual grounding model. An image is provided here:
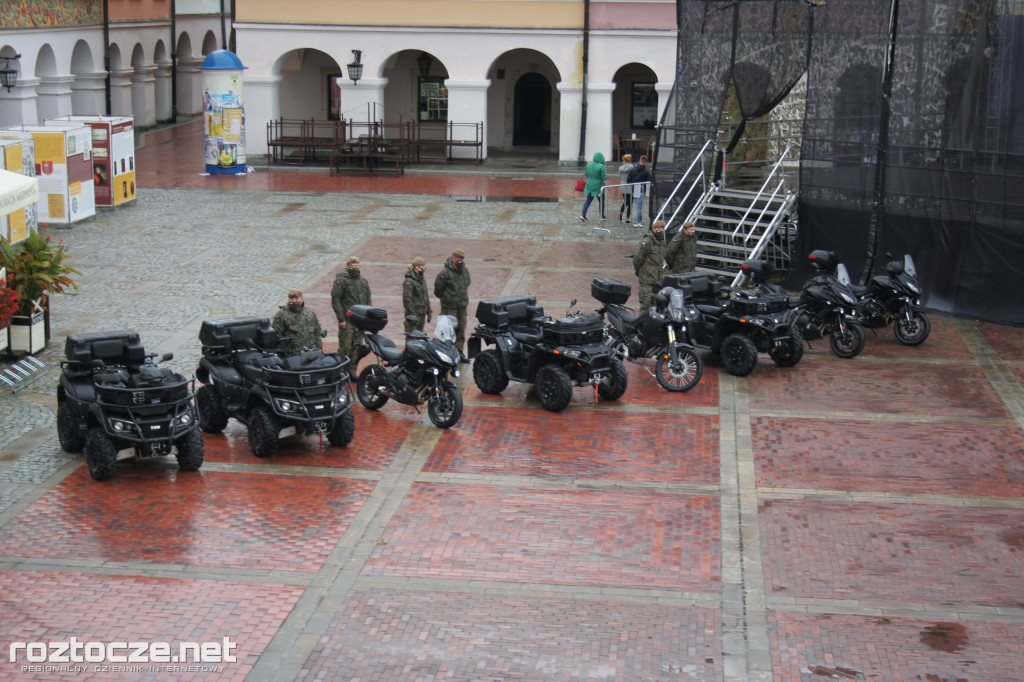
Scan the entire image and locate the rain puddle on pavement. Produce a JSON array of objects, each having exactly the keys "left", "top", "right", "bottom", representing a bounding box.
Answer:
[{"left": 920, "top": 622, "right": 969, "bottom": 652}]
